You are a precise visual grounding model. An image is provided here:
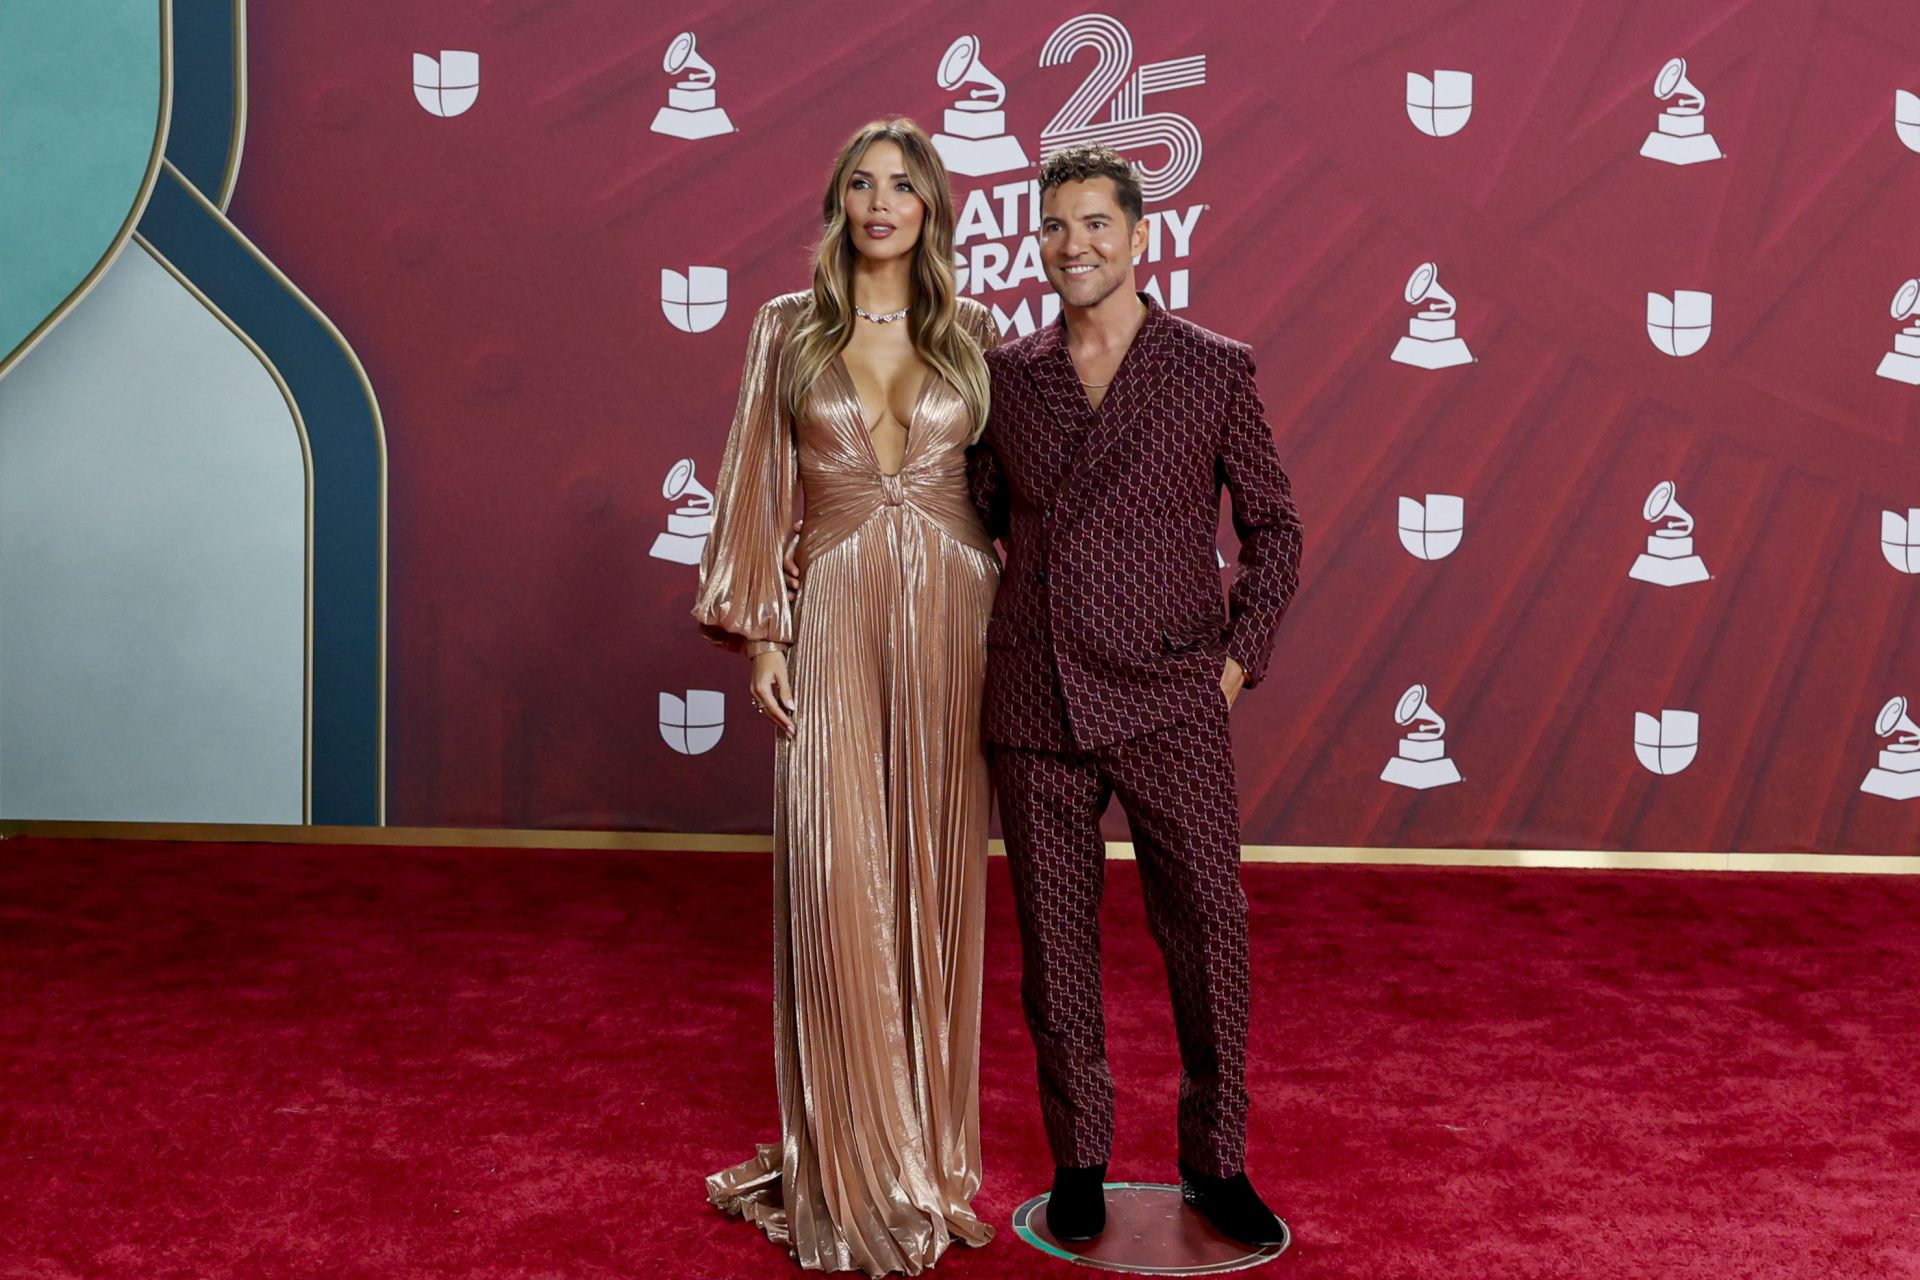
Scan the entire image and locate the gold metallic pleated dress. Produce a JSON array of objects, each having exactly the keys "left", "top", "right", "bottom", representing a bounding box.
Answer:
[{"left": 692, "top": 291, "right": 1001, "bottom": 1275}]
